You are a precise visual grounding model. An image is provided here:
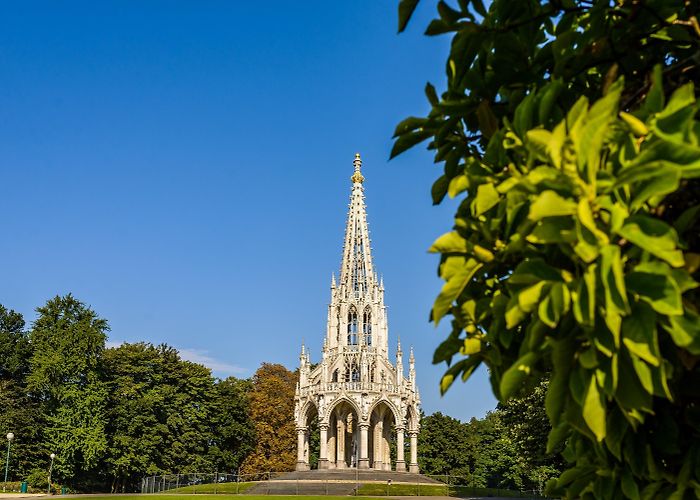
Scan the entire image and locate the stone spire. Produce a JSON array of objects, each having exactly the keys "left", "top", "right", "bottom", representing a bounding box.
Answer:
[
  {"left": 339, "top": 153, "right": 374, "bottom": 301},
  {"left": 294, "top": 153, "right": 421, "bottom": 473}
]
